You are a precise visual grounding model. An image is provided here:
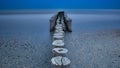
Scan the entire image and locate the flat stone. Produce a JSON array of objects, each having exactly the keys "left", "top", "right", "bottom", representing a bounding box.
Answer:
[
  {"left": 53, "top": 35, "right": 64, "bottom": 39},
  {"left": 51, "top": 56, "right": 62, "bottom": 66},
  {"left": 51, "top": 56, "right": 71, "bottom": 66},
  {"left": 57, "top": 29, "right": 63, "bottom": 31},
  {"left": 52, "top": 40, "right": 64, "bottom": 47},
  {"left": 62, "top": 57, "right": 71, "bottom": 66},
  {"left": 55, "top": 30, "right": 64, "bottom": 33},
  {"left": 53, "top": 33, "right": 64, "bottom": 36},
  {"left": 56, "top": 24, "right": 62, "bottom": 27},
  {"left": 52, "top": 48, "right": 68, "bottom": 54},
  {"left": 55, "top": 26, "right": 63, "bottom": 29}
]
